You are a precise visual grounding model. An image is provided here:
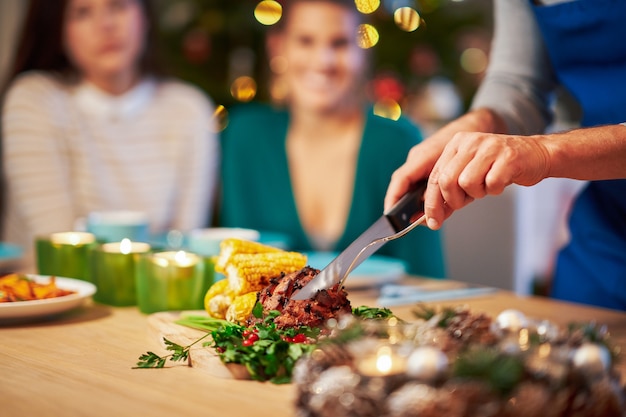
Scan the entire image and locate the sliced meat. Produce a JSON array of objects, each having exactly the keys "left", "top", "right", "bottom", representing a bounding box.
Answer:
[{"left": 249, "top": 266, "right": 352, "bottom": 329}]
